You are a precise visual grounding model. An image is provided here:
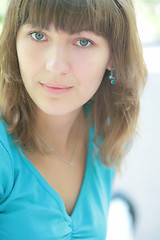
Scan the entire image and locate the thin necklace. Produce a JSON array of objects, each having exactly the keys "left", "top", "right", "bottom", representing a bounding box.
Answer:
[{"left": 38, "top": 111, "right": 83, "bottom": 167}]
